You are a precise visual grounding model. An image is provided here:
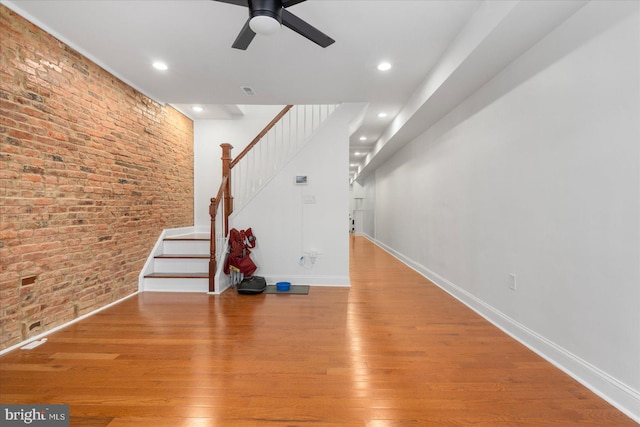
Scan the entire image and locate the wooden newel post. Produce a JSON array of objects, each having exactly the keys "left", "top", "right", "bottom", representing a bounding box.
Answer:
[
  {"left": 221, "top": 143, "right": 233, "bottom": 236},
  {"left": 209, "top": 197, "right": 217, "bottom": 293}
]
